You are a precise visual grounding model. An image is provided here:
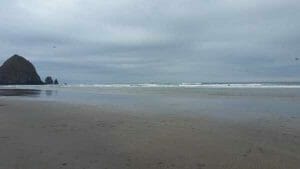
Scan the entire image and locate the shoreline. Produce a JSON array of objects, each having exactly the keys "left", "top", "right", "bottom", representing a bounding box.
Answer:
[{"left": 0, "top": 98, "right": 299, "bottom": 169}]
